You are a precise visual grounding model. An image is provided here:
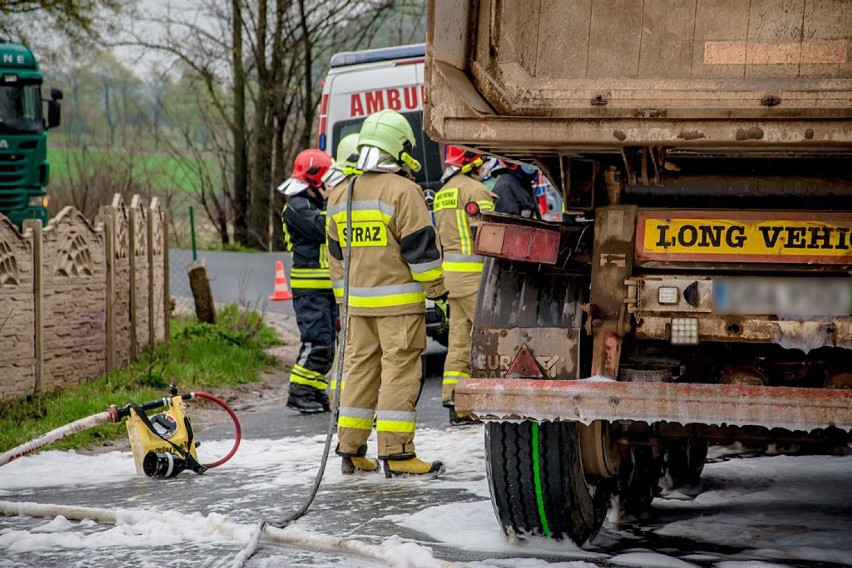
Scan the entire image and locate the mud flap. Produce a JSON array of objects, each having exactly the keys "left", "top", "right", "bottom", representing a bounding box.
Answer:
[{"left": 471, "top": 258, "right": 586, "bottom": 381}]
